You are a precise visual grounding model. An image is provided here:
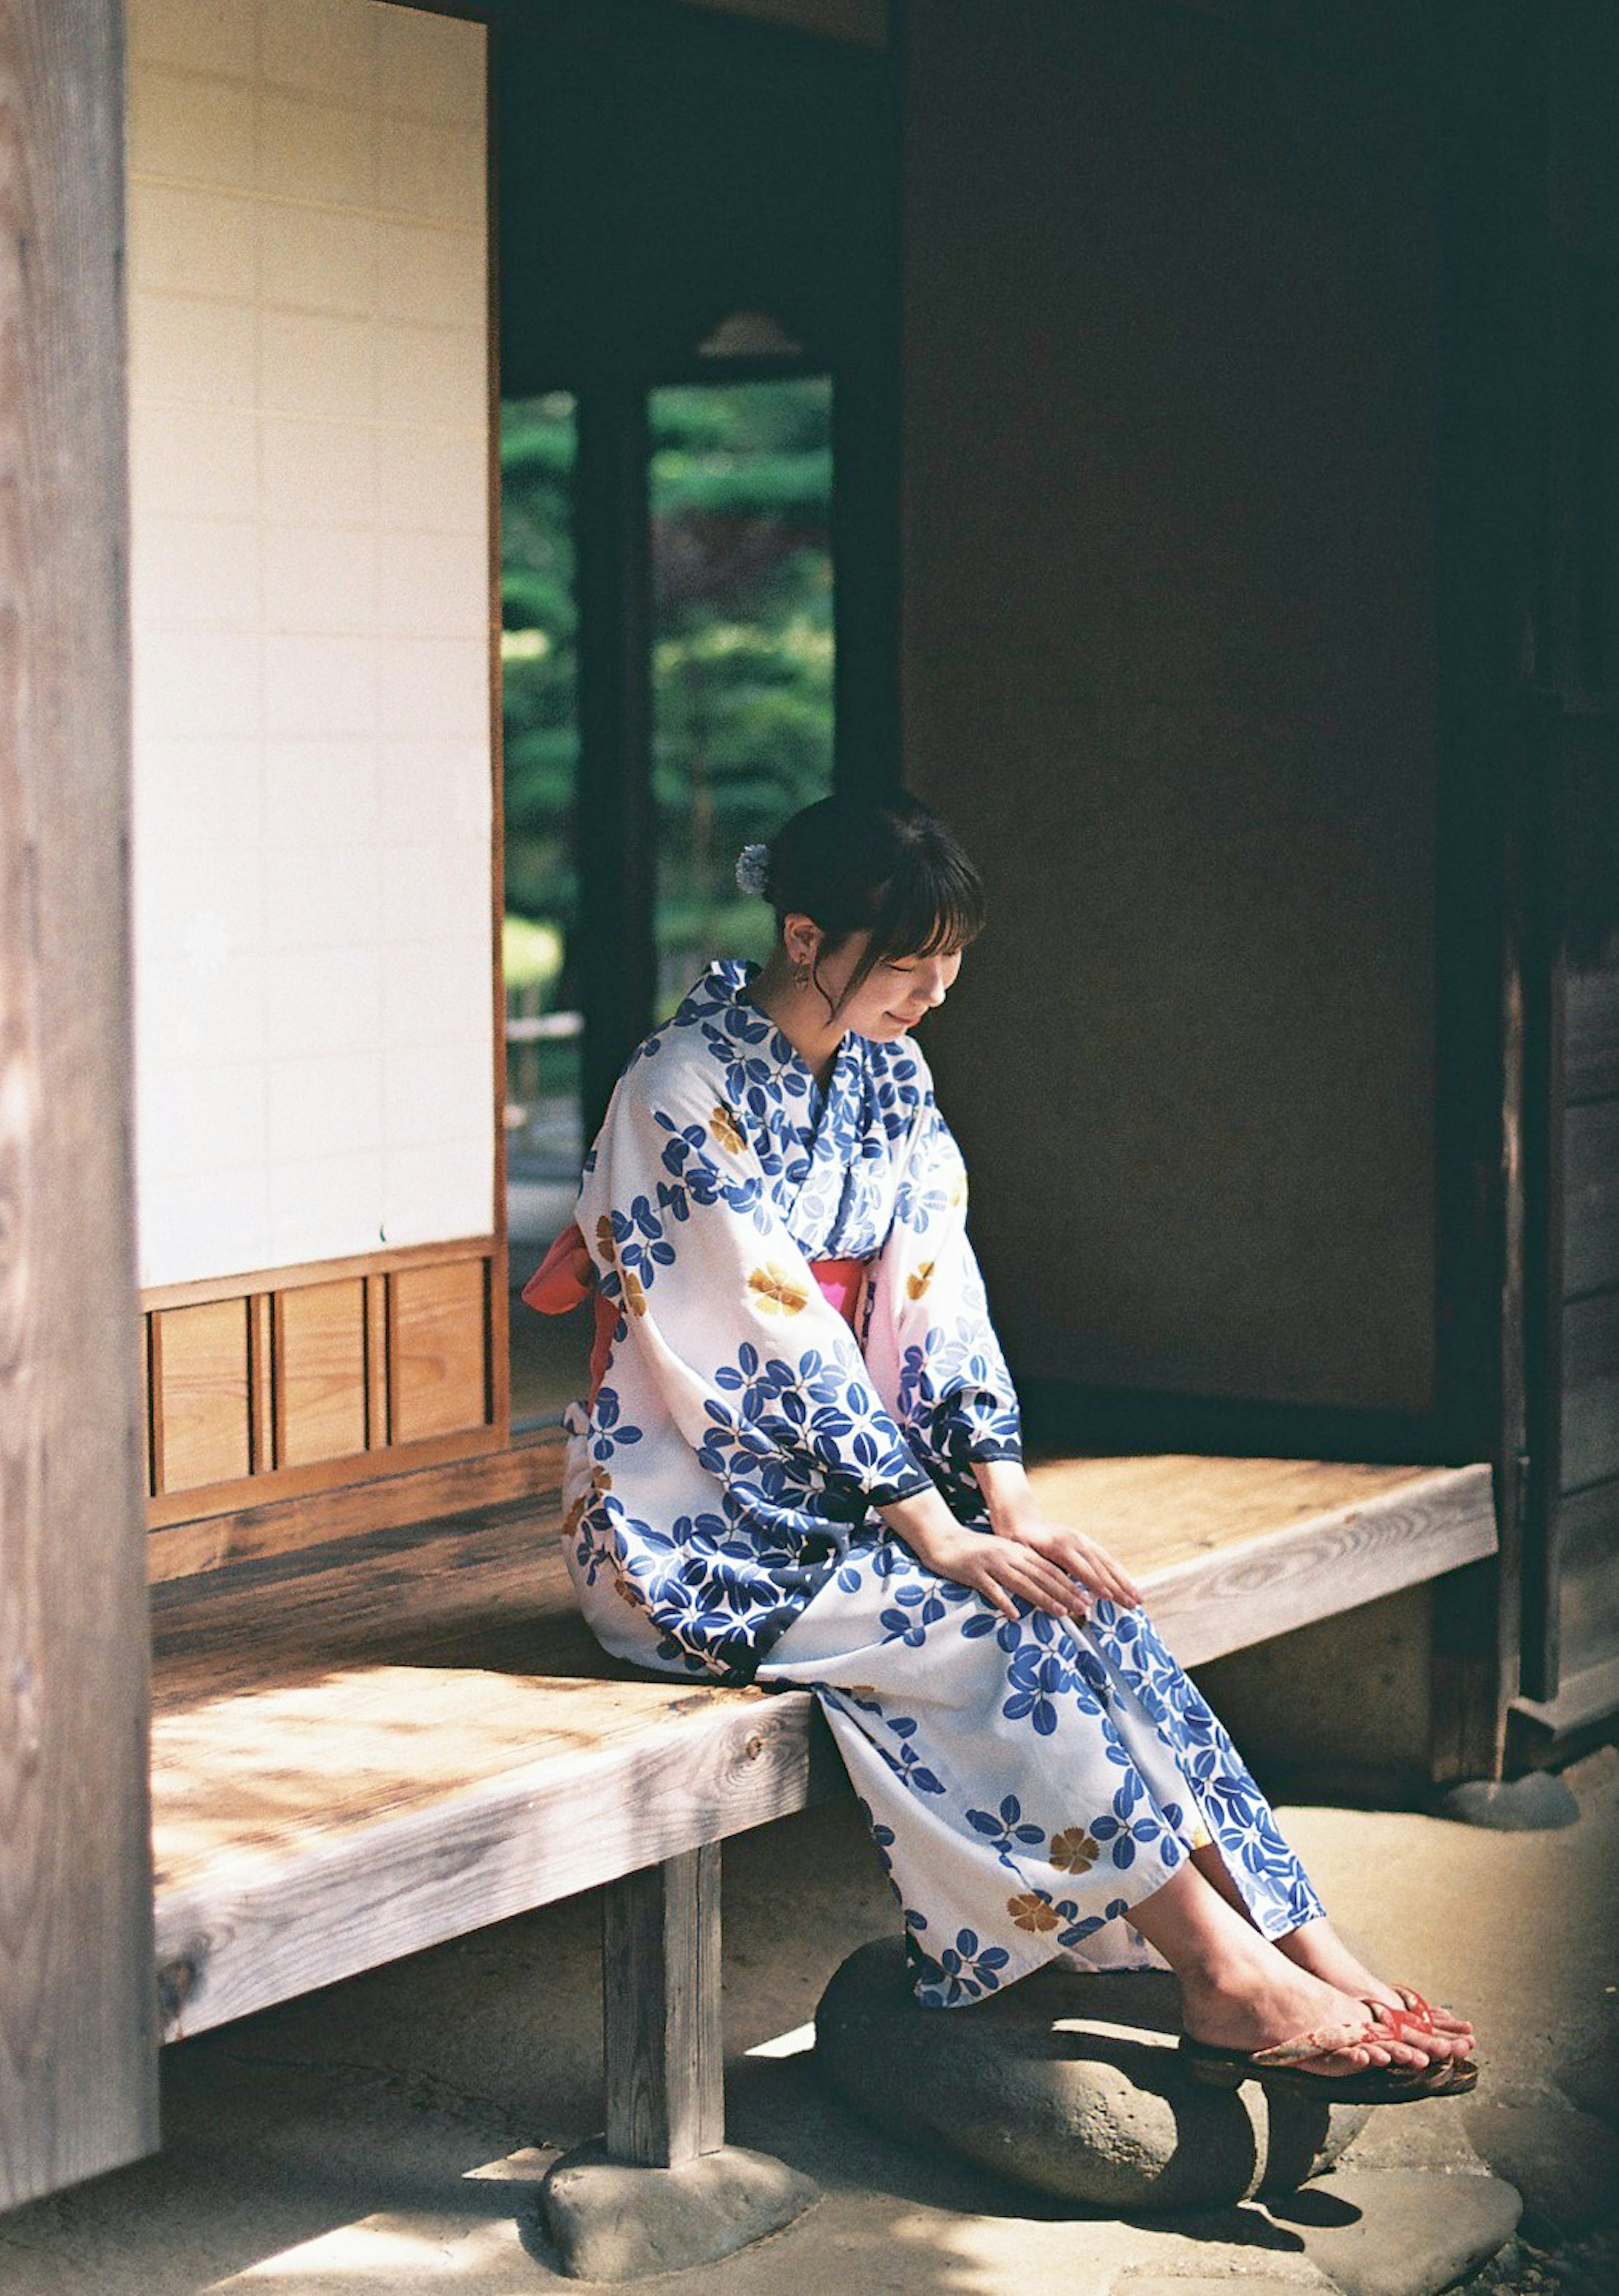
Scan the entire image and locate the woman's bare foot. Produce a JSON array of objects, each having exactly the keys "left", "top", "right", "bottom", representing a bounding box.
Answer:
[
  {"left": 1127, "top": 1860, "right": 1449, "bottom": 2078},
  {"left": 1275, "top": 1918, "right": 1474, "bottom": 2052},
  {"left": 1182, "top": 1843, "right": 1474, "bottom": 2056},
  {"left": 1175, "top": 1949, "right": 1444, "bottom": 2076}
]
